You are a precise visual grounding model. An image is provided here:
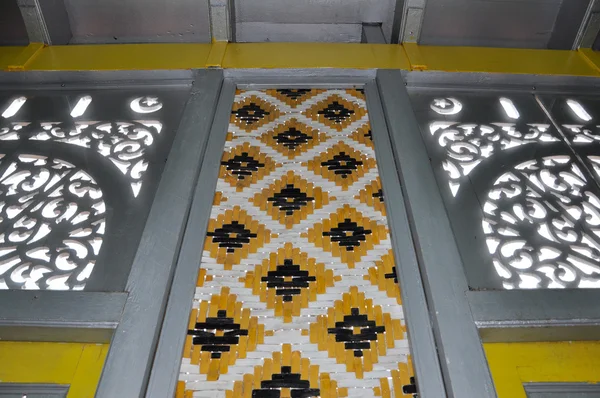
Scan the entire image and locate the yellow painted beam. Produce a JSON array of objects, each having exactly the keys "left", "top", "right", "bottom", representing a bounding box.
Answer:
[
  {"left": 0, "top": 42, "right": 599, "bottom": 77},
  {"left": 403, "top": 43, "right": 599, "bottom": 76},
  {"left": 578, "top": 48, "right": 600, "bottom": 74},
  {"left": 221, "top": 43, "right": 410, "bottom": 69},
  {"left": 485, "top": 341, "right": 600, "bottom": 398},
  {"left": 0, "top": 44, "right": 44, "bottom": 71},
  {"left": 24, "top": 43, "right": 212, "bottom": 71},
  {"left": 5, "top": 42, "right": 45, "bottom": 71},
  {"left": 205, "top": 41, "right": 228, "bottom": 68}
]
